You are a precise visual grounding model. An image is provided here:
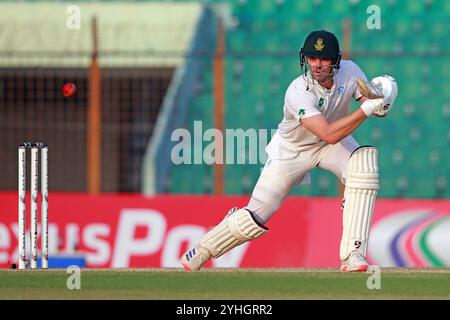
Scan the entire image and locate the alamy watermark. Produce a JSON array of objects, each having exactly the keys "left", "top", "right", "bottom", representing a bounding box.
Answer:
[
  {"left": 66, "top": 265, "right": 81, "bottom": 290},
  {"left": 366, "top": 5, "right": 381, "bottom": 29},
  {"left": 366, "top": 265, "right": 381, "bottom": 290},
  {"left": 66, "top": 5, "right": 81, "bottom": 30},
  {"left": 171, "top": 121, "right": 276, "bottom": 165}
]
